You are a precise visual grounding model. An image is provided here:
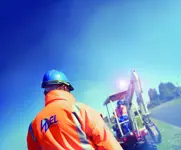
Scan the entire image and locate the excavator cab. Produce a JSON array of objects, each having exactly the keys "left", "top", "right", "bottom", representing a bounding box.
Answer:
[
  {"left": 103, "top": 70, "right": 162, "bottom": 150},
  {"left": 104, "top": 92, "right": 148, "bottom": 149}
]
